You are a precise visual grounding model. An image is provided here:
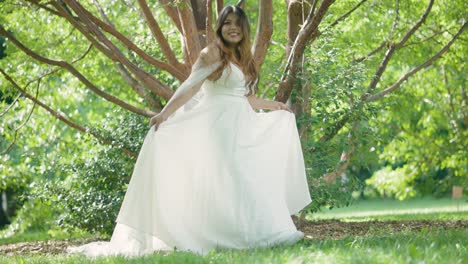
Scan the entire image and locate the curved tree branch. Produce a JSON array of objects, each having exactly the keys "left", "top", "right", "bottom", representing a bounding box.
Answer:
[
  {"left": 319, "top": 114, "right": 352, "bottom": 142},
  {"left": 362, "top": 0, "right": 433, "bottom": 100},
  {"left": 319, "top": 21, "right": 465, "bottom": 142},
  {"left": 395, "top": 0, "right": 435, "bottom": 48},
  {"left": 52, "top": 1, "right": 174, "bottom": 100},
  {"left": 353, "top": 41, "right": 386, "bottom": 63},
  {"left": 0, "top": 94, "right": 21, "bottom": 117},
  {"left": 206, "top": 0, "right": 215, "bottom": 44},
  {"left": 252, "top": 0, "right": 273, "bottom": 71},
  {"left": 402, "top": 28, "right": 451, "bottom": 48},
  {"left": 0, "top": 79, "right": 39, "bottom": 155},
  {"left": 1, "top": 44, "right": 92, "bottom": 117},
  {"left": 322, "top": 125, "right": 356, "bottom": 184},
  {"left": 159, "top": 0, "right": 183, "bottom": 32},
  {"left": 0, "top": 25, "right": 155, "bottom": 117},
  {"left": 276, "top": 0, "right": 336, "bottom": 103},
  {"left": 29, "top": 1, "right": 62, "bottom": 16},
  {"left": 322, "top": 0, "right": 368, "bottom": 33},
  {"left": 114, "top": 63, "right": 162, "bottom": 111},
  {"left": 63, "top": 0, "right": 184, "bottom": 80},
  {"left": 137, "top": 0, "right": 186, "bottom": 72},
  {"left": 362, "top": 0, "right": 400, "bottom": 98},
  {"left": 28, "top": 0, "right": 174, "bottom": 99},
  {"left": 88, "top": 1, "right": 161, "bottom": 110},
  {"left": 365, "top": 21, "right": 467, "bottom": 102},
  {"left": 215, "top": 0, "right": 223, "bottom": 18},
  {"left": 190, "top": 0, "right": 210, "bottom": 48},
  {"left": 0, "top": 68, "right": 137, "bottom": 158},
  {"left": 176, "top": 0, "right": 202, "bottom": 65}
]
